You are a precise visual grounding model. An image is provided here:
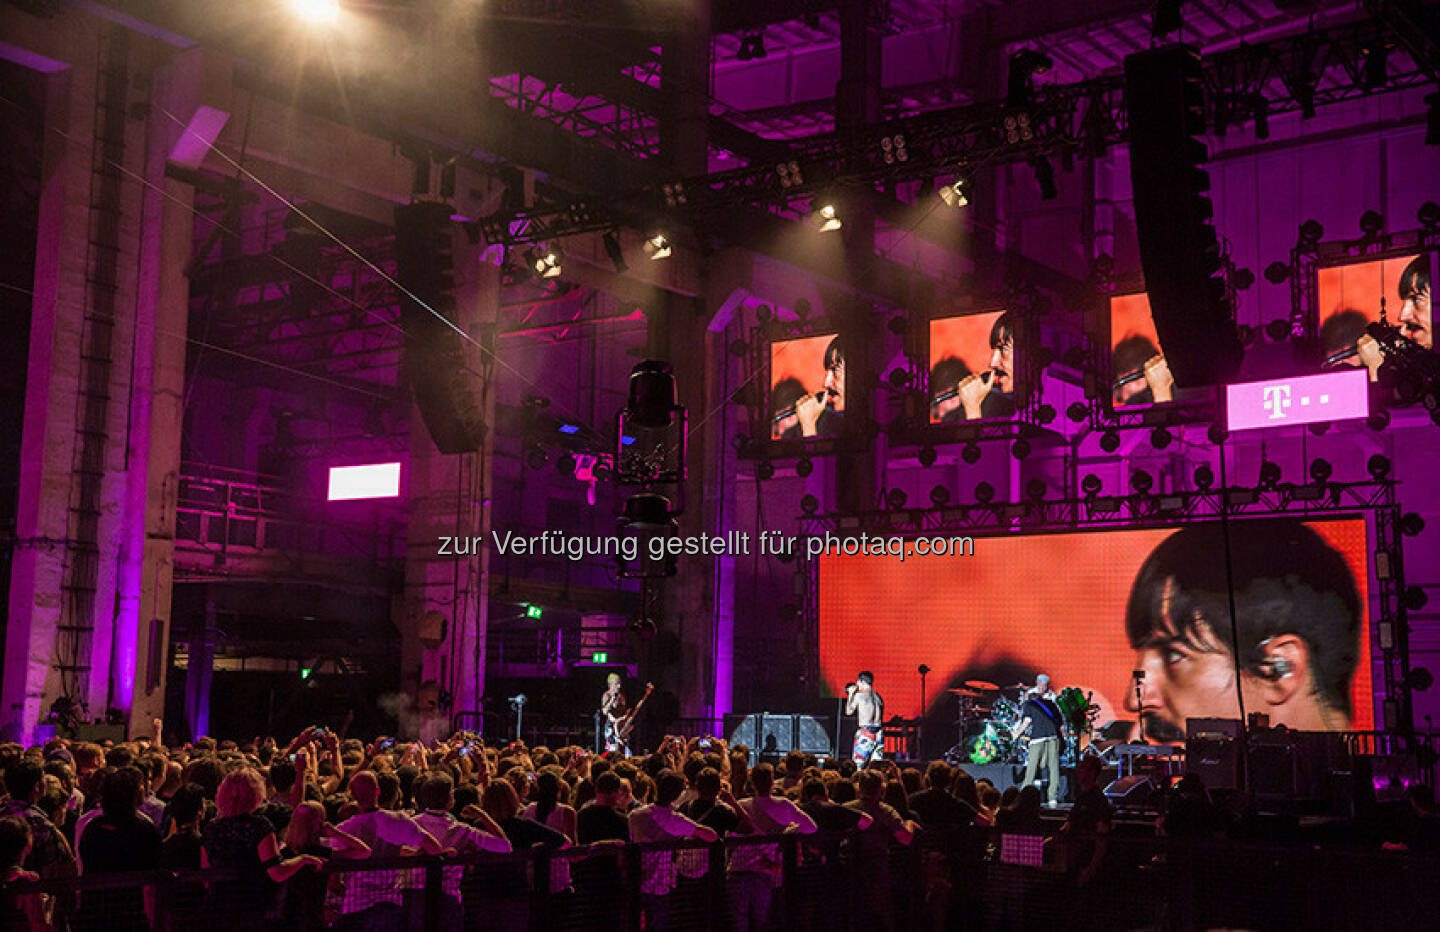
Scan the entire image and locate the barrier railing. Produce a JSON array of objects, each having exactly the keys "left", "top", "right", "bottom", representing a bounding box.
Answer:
[{"left": 9, "top": 825, "right": 1439, "bottom": 931}]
